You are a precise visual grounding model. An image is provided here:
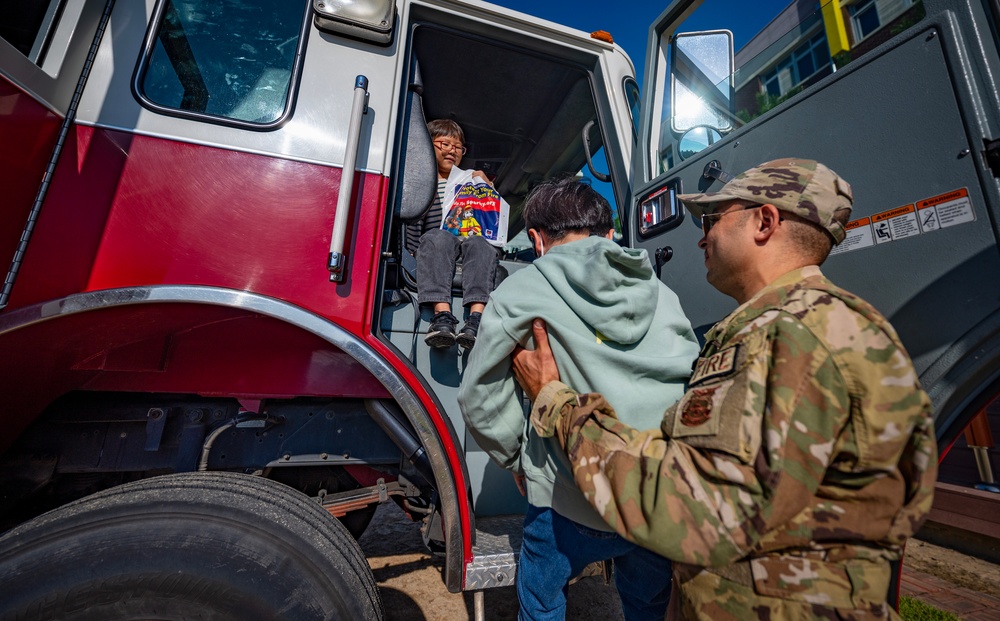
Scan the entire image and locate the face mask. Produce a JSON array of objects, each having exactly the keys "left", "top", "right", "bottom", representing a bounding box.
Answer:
[{"left": 530, "top": 231, "right": 545, "bottom": 258}]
